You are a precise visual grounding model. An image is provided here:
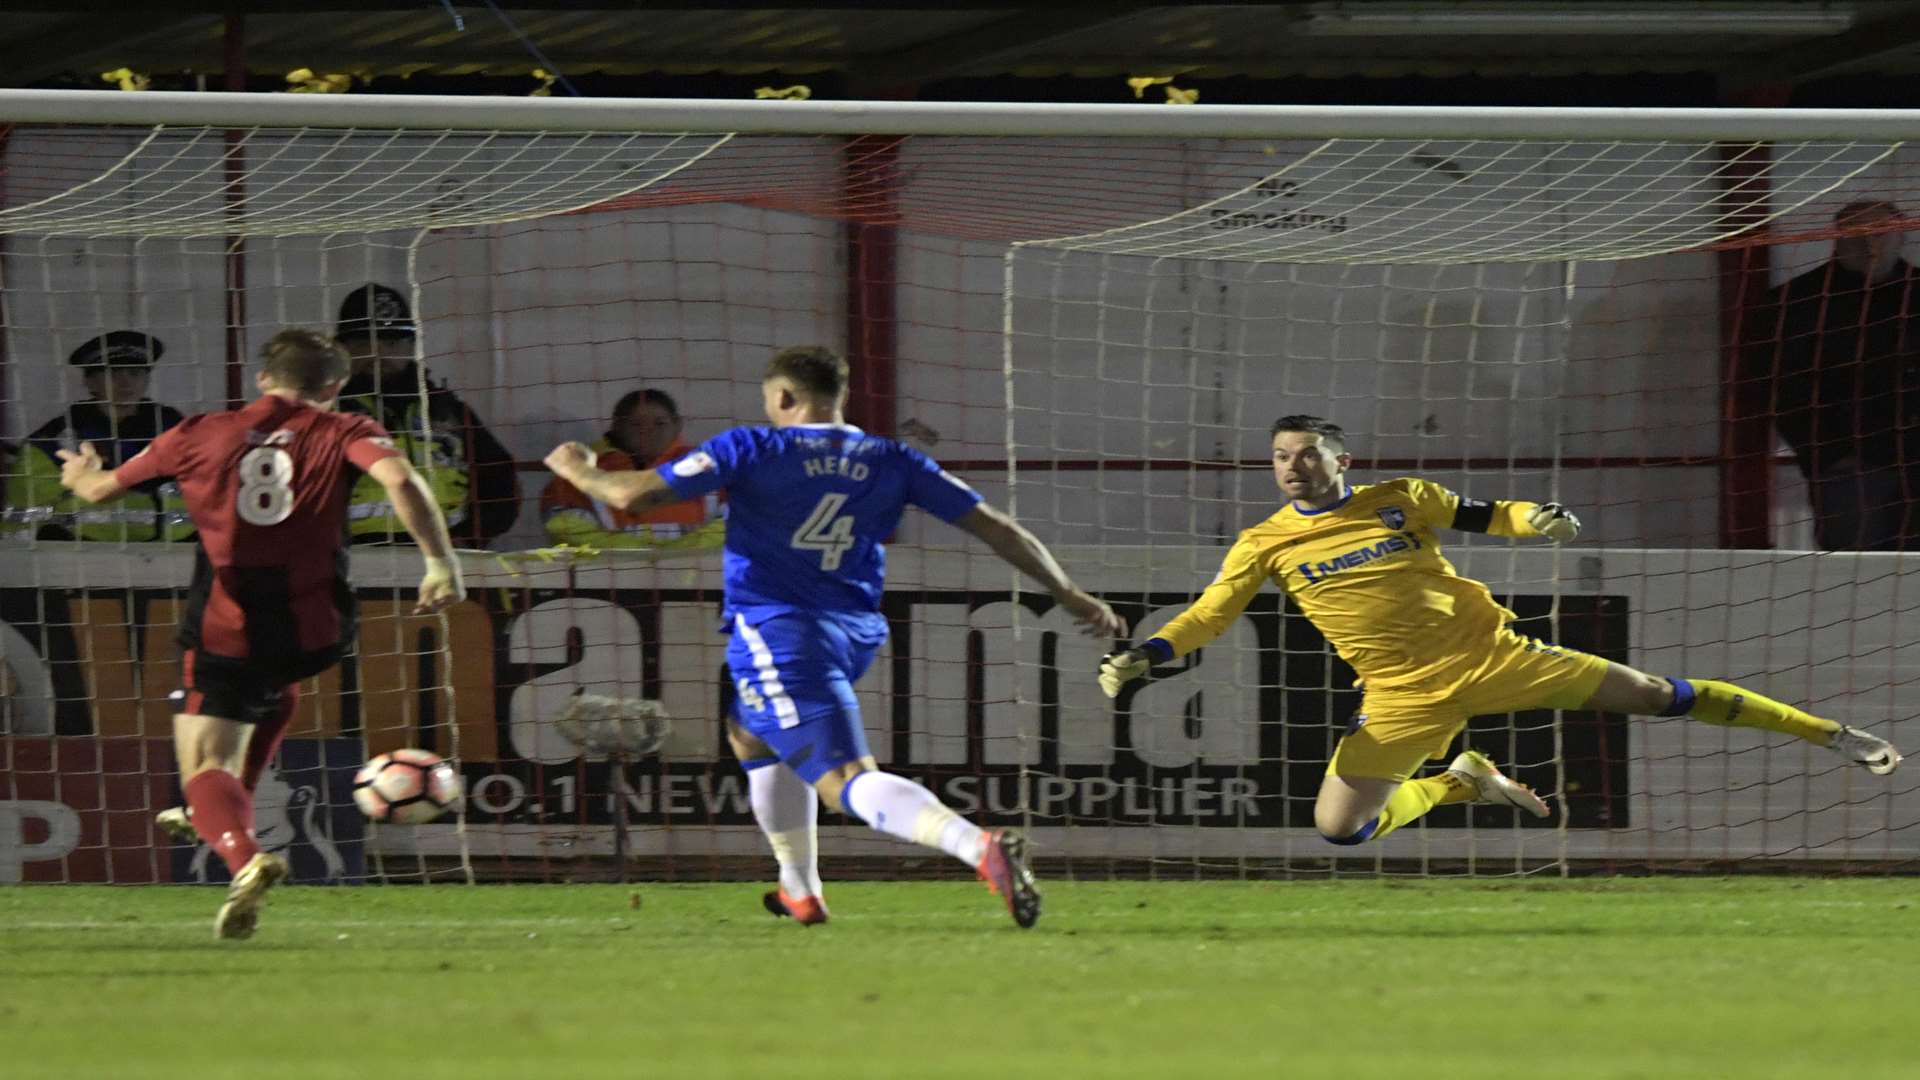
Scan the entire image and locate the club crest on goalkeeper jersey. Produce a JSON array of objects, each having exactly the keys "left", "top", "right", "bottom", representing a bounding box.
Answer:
[
  {"left": 1152, "top": 477, "right": 1528, "bottom": 689},
  {"left": 655, "top": 423, "right": 983, "bottom": 634}
]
